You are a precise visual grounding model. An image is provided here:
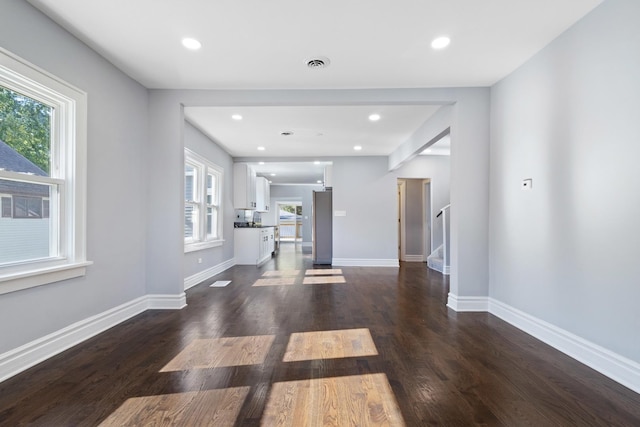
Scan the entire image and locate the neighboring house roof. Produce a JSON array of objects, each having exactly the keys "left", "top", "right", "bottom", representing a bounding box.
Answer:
[
  {"left": 0, "top": 139, "right": 47, "bottom": 175},
  {"left": 0, "top": 139, "right": 49, "bottom": 197}
]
